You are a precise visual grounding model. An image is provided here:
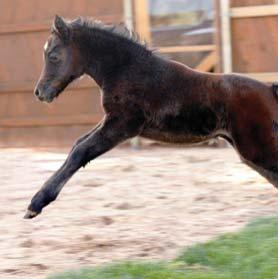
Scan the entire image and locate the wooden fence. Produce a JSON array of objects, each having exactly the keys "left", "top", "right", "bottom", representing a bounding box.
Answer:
[{"left": 1, "top": 0, "right": 278, "bottom": 146}]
